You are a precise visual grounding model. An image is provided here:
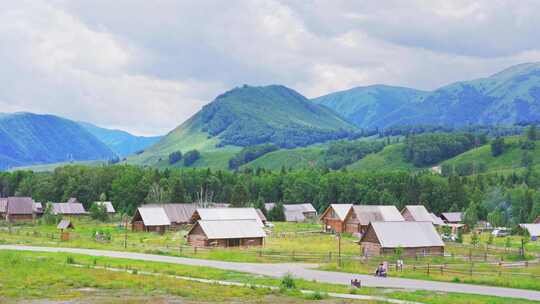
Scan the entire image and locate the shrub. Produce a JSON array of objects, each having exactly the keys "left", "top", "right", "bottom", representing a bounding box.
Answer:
[
  {"left": 306, "top": 291, "right": 327, "bottom": 300},
  {"left": 280, "top": 273, "right": 296, "bottom": 290},
  {"left": 183, "top": 150, "right": 201, "bottom": 166},
  {"left": 66, "top": 256, "right": 75, "bottom": 264},
  {"left": 168, "top": 151, "right": 183, "bottom": 164}
]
